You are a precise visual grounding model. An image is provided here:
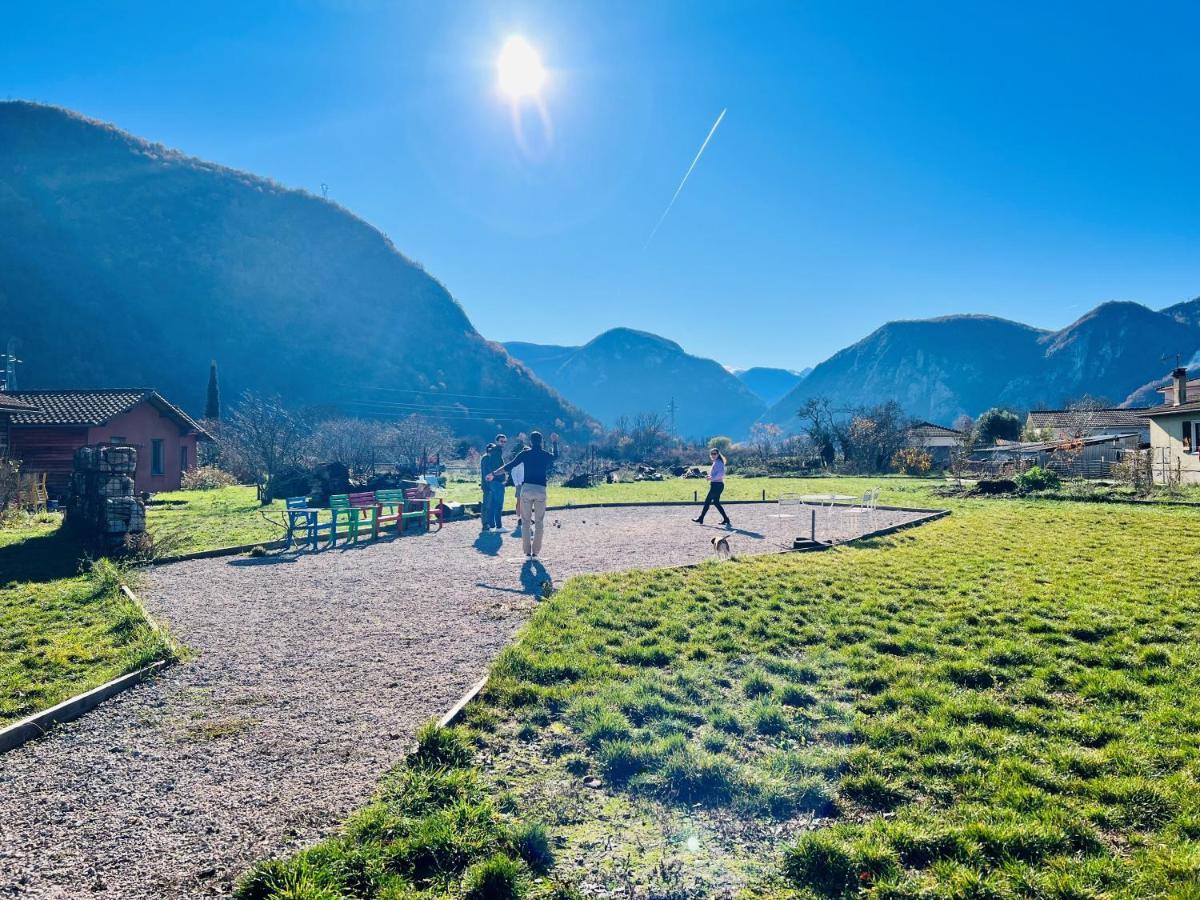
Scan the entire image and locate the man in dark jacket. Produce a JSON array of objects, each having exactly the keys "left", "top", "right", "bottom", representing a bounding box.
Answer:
[
  {"left": 480, "top": 440, "right": 505, "bottom": 531},
  {"left": 486, "top": 431, "right": 558, "bottom": 556}
]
